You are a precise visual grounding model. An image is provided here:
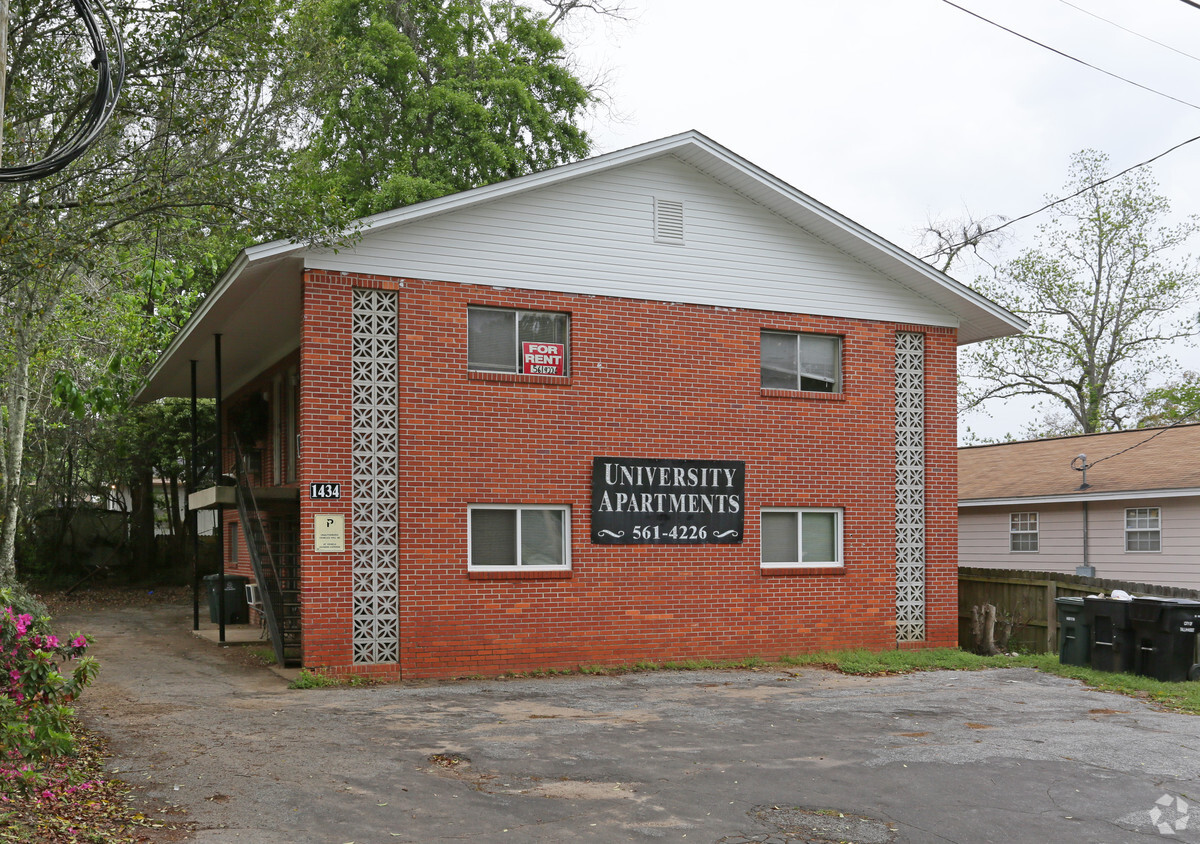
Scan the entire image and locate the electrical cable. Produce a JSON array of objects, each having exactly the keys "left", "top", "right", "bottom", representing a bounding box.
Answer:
[
  {"left": 940, "top": 0, "right": 1200, "bottom": 111},
  {"left": 1054, "top": 0, "right": 1200, "bottom": 66},
  {"left": 1075, "top": 408, "right": 1200, "bottom": 471},
  {"left": 925, "top": 3, "right": 1200, "bottom": 262},
  {"left": 1086, "top": 426, "right": 1175, "bottom": 467},
  {"left": 0, "top": 0, "right": 124, "bottom": 182},
  {"left": 921, "top": 132, "right": 1200, "bottom": 261},
  {"left": 931, "top": 1, "right": 1200, "bottom": 456}
]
